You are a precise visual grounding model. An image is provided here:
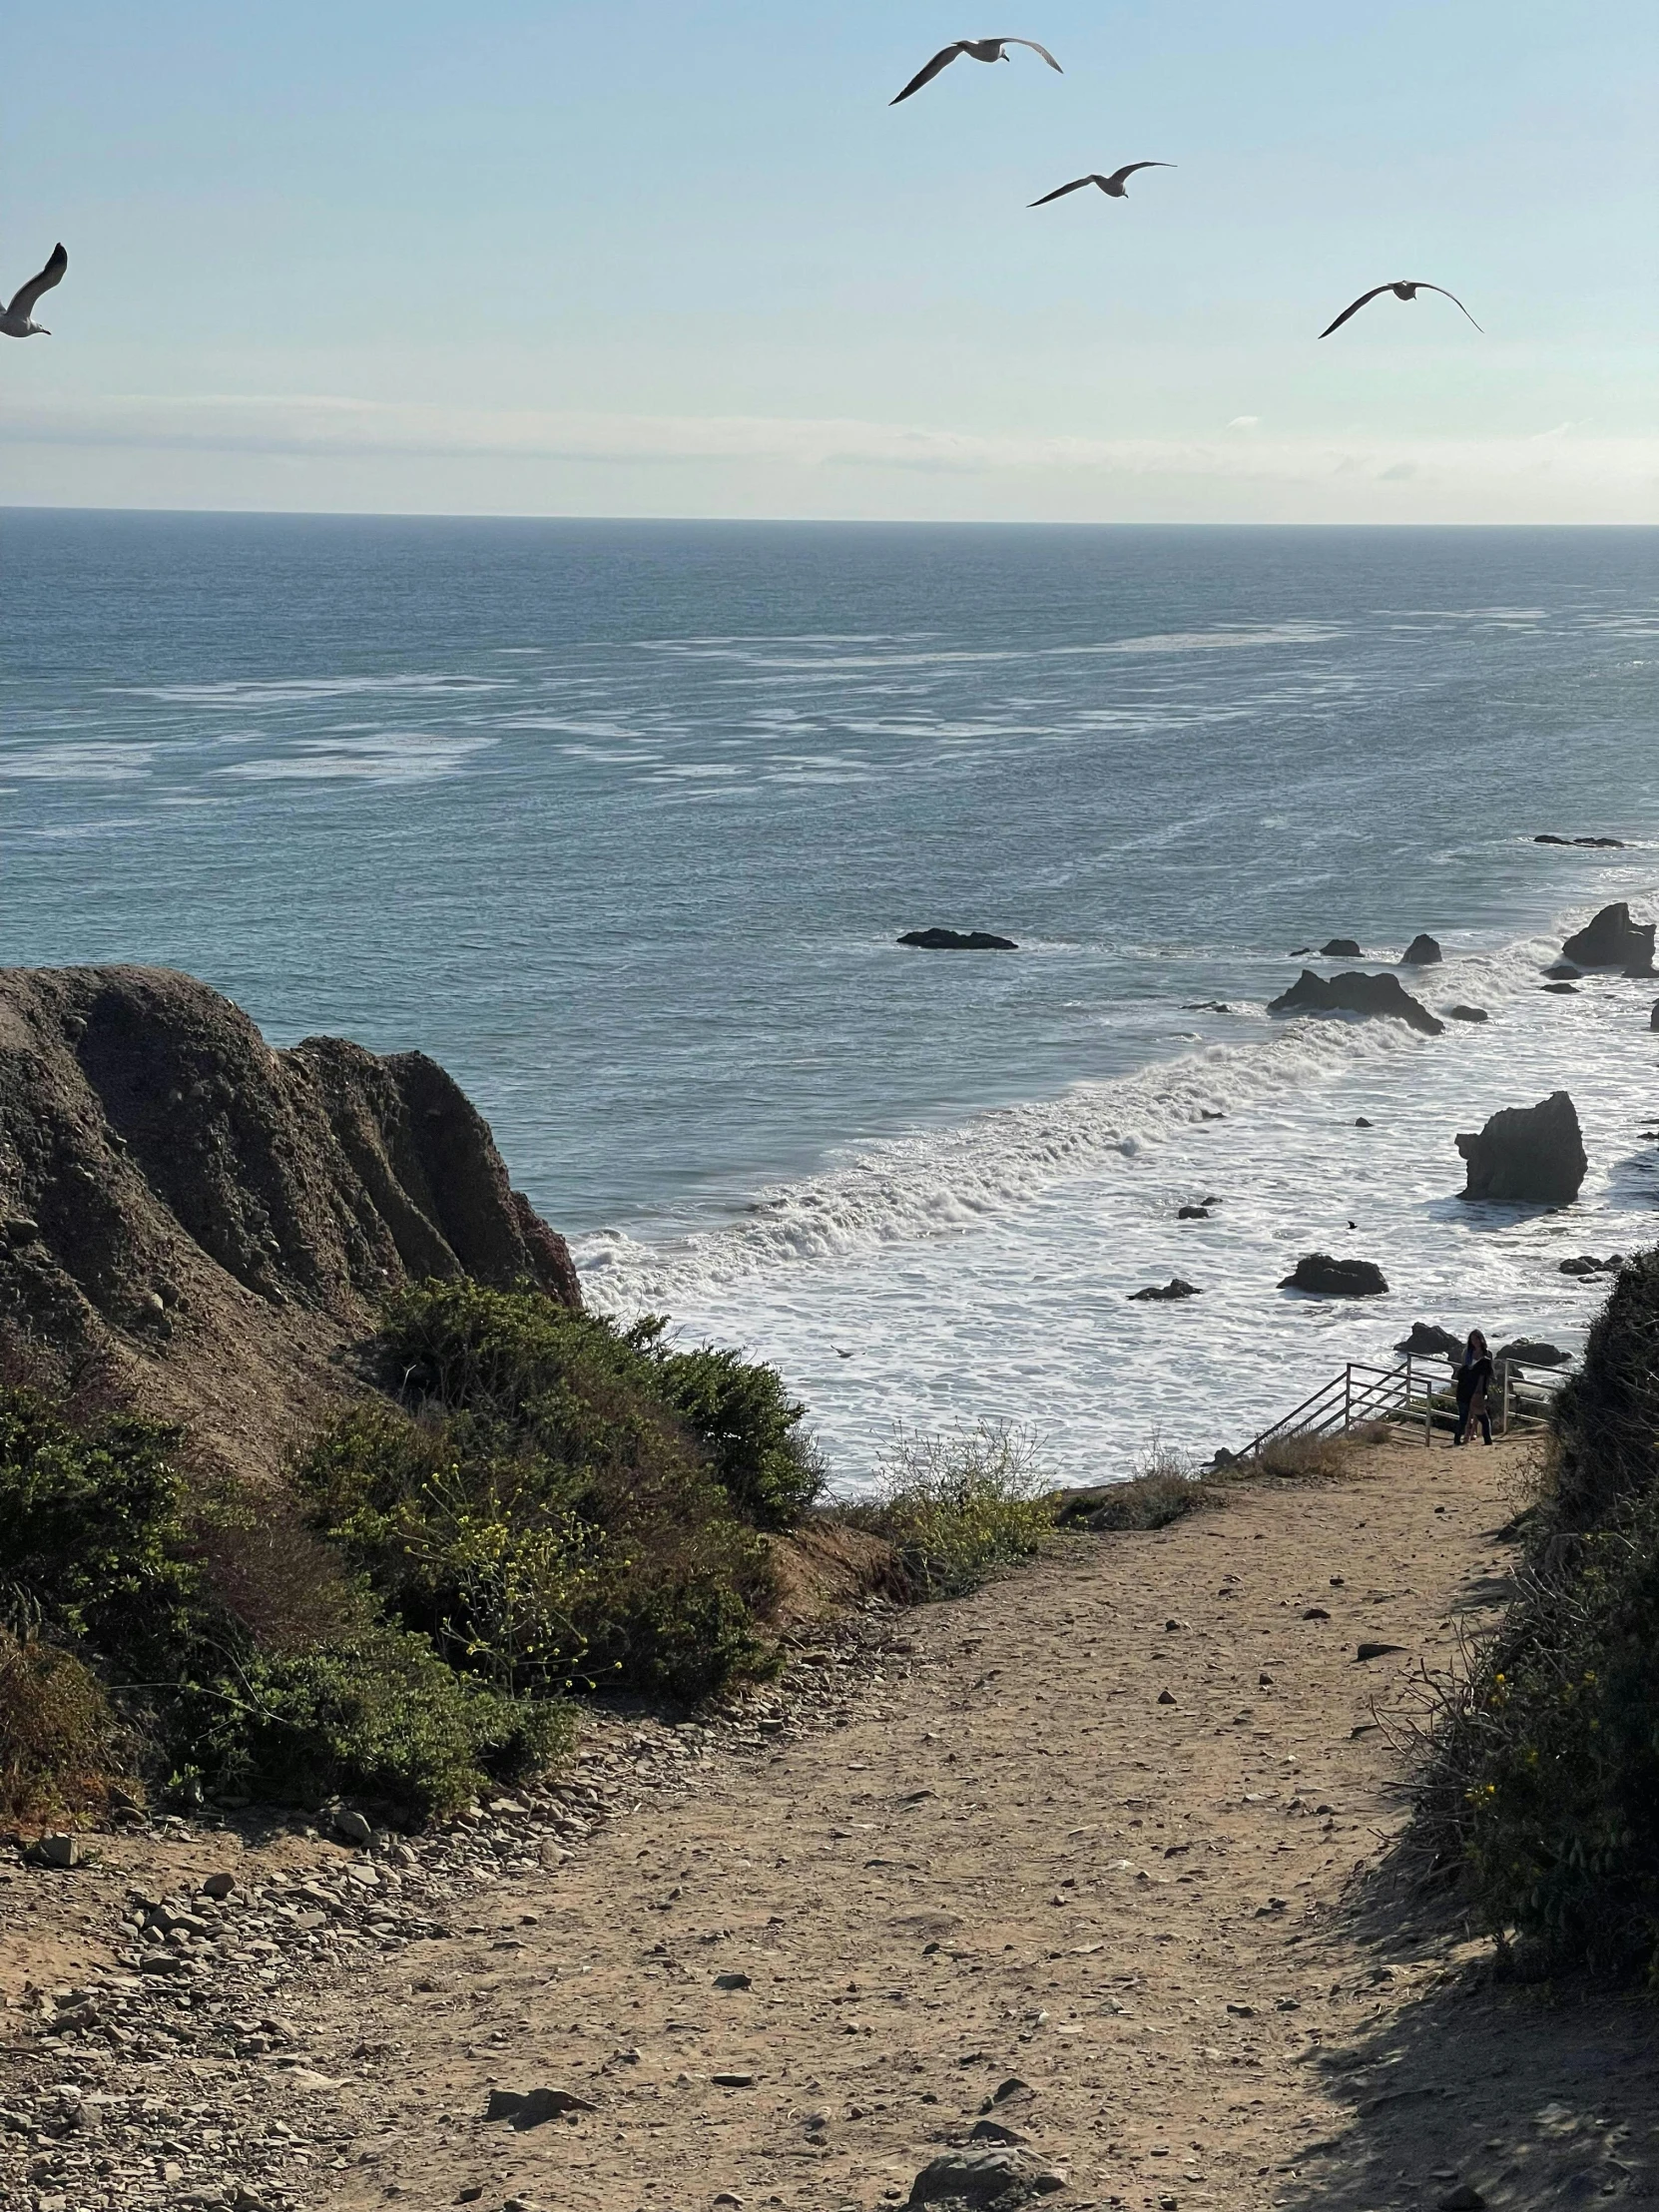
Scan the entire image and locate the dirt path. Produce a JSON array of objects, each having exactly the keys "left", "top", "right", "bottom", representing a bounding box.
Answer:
[{"left": 8, "top": 1430, "right": 1658, "bottom": 2212}]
